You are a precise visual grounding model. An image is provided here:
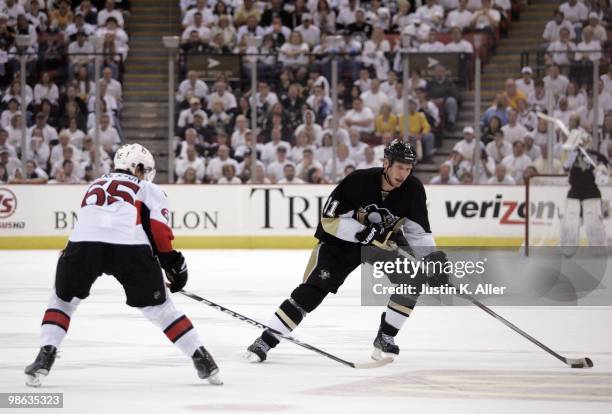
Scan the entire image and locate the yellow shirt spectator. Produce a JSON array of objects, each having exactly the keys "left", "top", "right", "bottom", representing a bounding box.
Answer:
[
  {"left": 398, "top": 111, "right": 431, "bottom": 136},
  {"left": 375, "top": 104, "right": 399, "bottom": 135}
]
